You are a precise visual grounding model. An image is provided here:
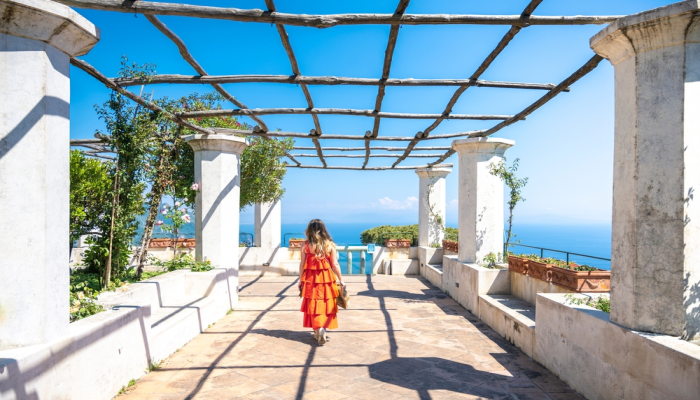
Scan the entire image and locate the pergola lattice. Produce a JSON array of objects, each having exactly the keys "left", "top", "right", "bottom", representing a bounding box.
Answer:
[{"left": 65, "top": 0, "right": 617, "bottom": 170}]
